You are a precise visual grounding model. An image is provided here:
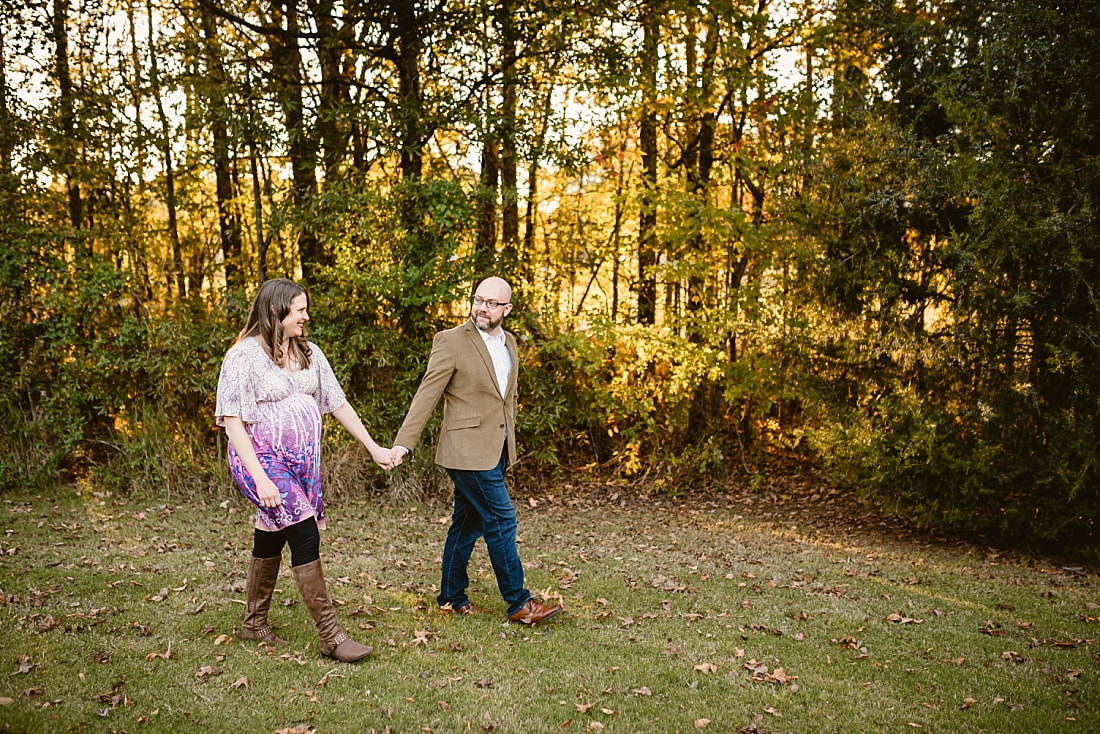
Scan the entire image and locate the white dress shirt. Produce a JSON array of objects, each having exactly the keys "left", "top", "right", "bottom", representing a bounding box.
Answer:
[{"left": 477, "top": 326, "right": 512, "bottom": 398}]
